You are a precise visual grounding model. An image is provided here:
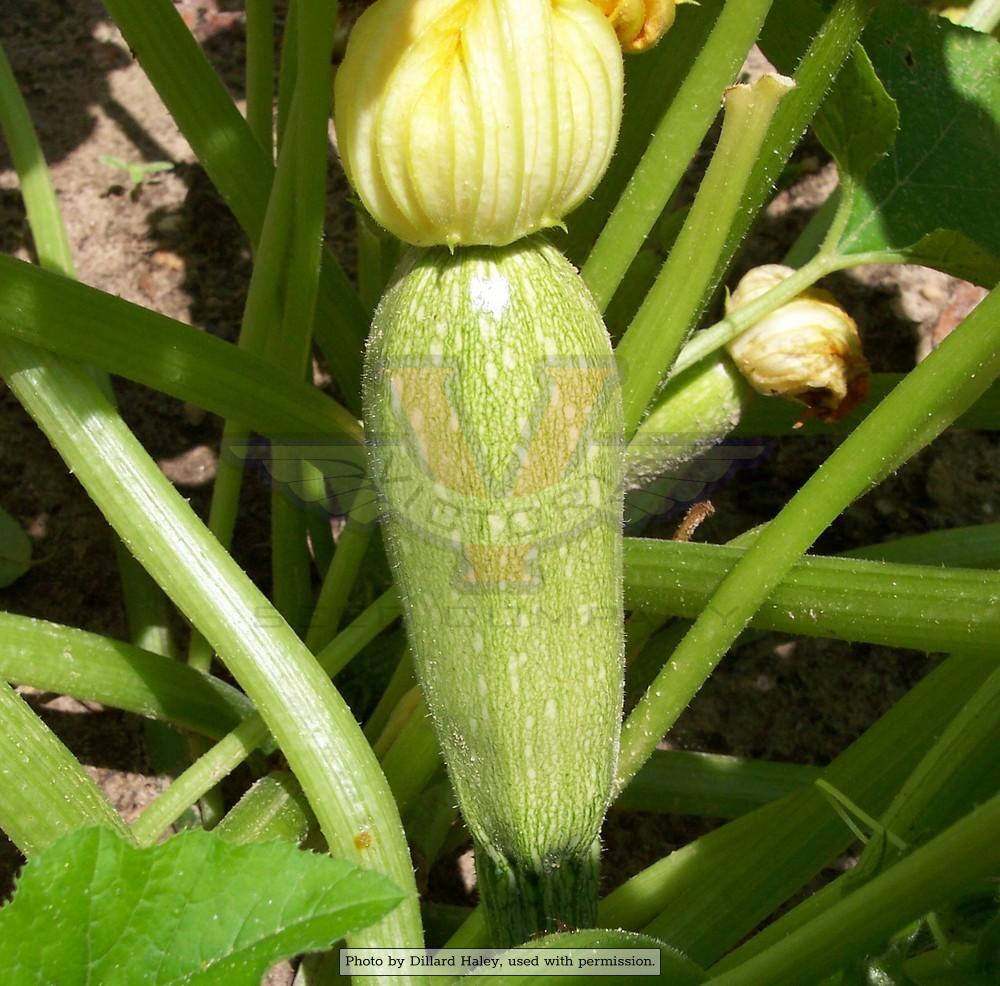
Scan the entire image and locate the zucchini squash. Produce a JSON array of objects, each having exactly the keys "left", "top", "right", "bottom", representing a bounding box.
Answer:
[{"left": 364, "top": 237, "right": 624, "bottom": 942}]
